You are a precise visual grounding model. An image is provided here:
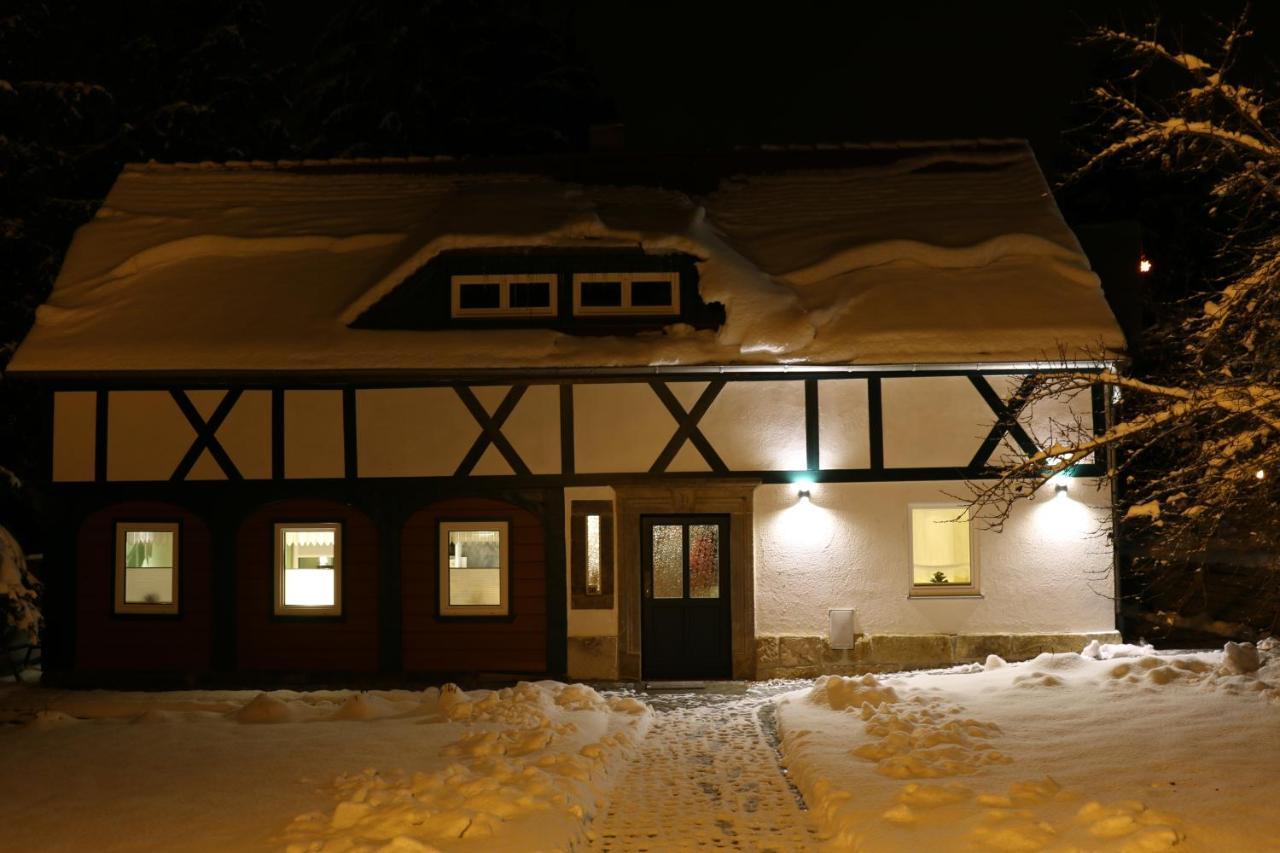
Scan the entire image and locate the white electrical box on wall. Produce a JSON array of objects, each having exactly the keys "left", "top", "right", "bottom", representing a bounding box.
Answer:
[{"left": 828, "top": 608, "right": 855, "bottom": 649}]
